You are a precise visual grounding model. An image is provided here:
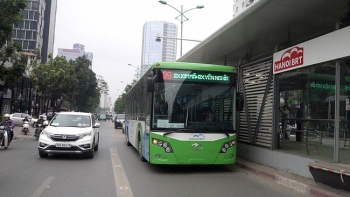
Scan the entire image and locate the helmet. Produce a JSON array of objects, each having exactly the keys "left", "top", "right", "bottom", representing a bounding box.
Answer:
[
  {"left": 39, "top": 115, "right": 44, "bottom": 119},
  {"left": 25, "top": 116, "right": 28, "bottom": 118},
  {"left": 4, "top": 114, "right": 10, "bottom": 118}
]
